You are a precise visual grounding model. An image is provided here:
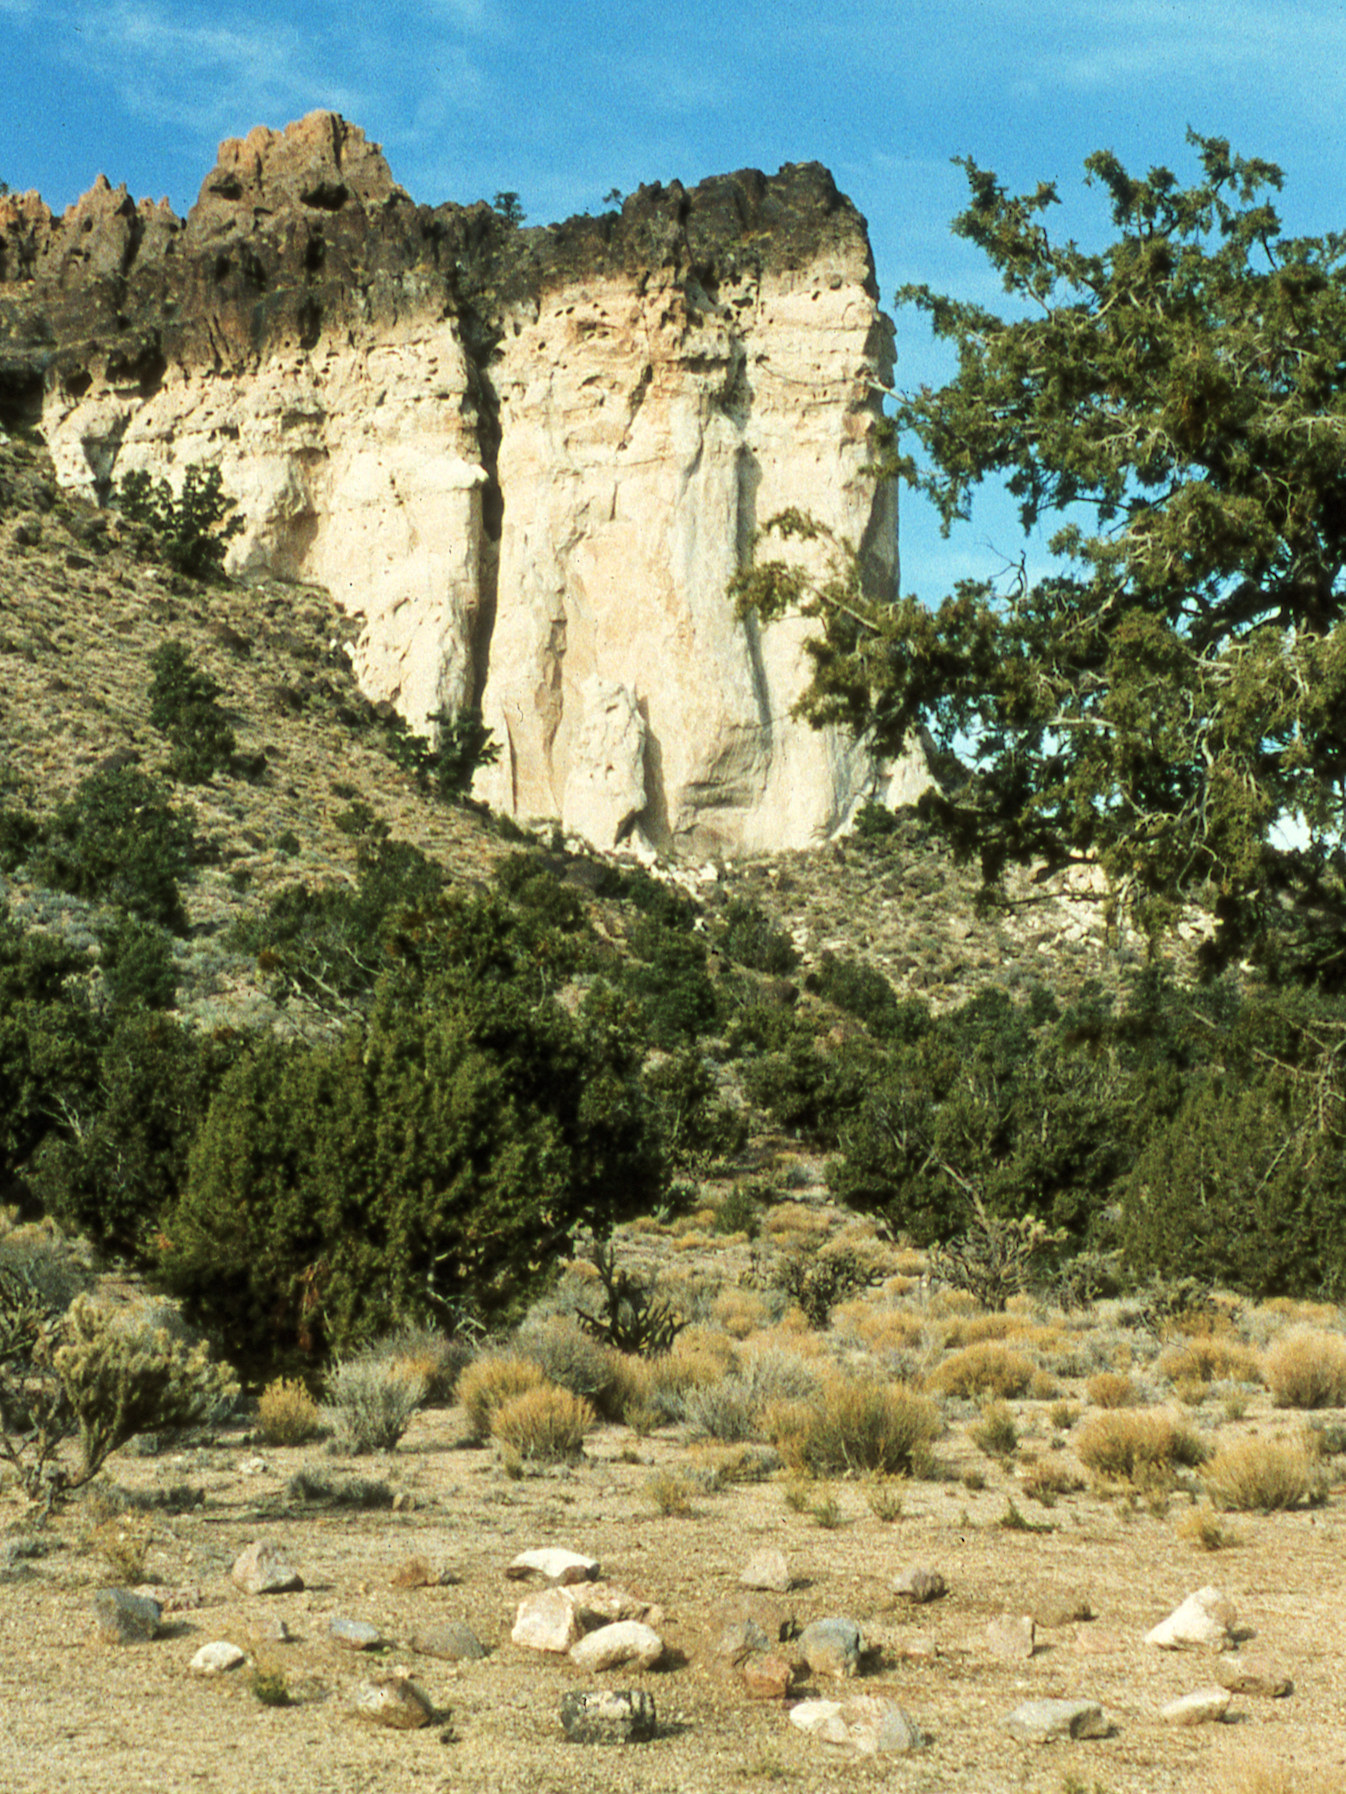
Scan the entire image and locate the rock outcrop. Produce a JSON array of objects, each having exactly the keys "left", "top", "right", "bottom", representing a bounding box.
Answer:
[{"left": 0, "top": 112, "right": 928, "bottom": 853}]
